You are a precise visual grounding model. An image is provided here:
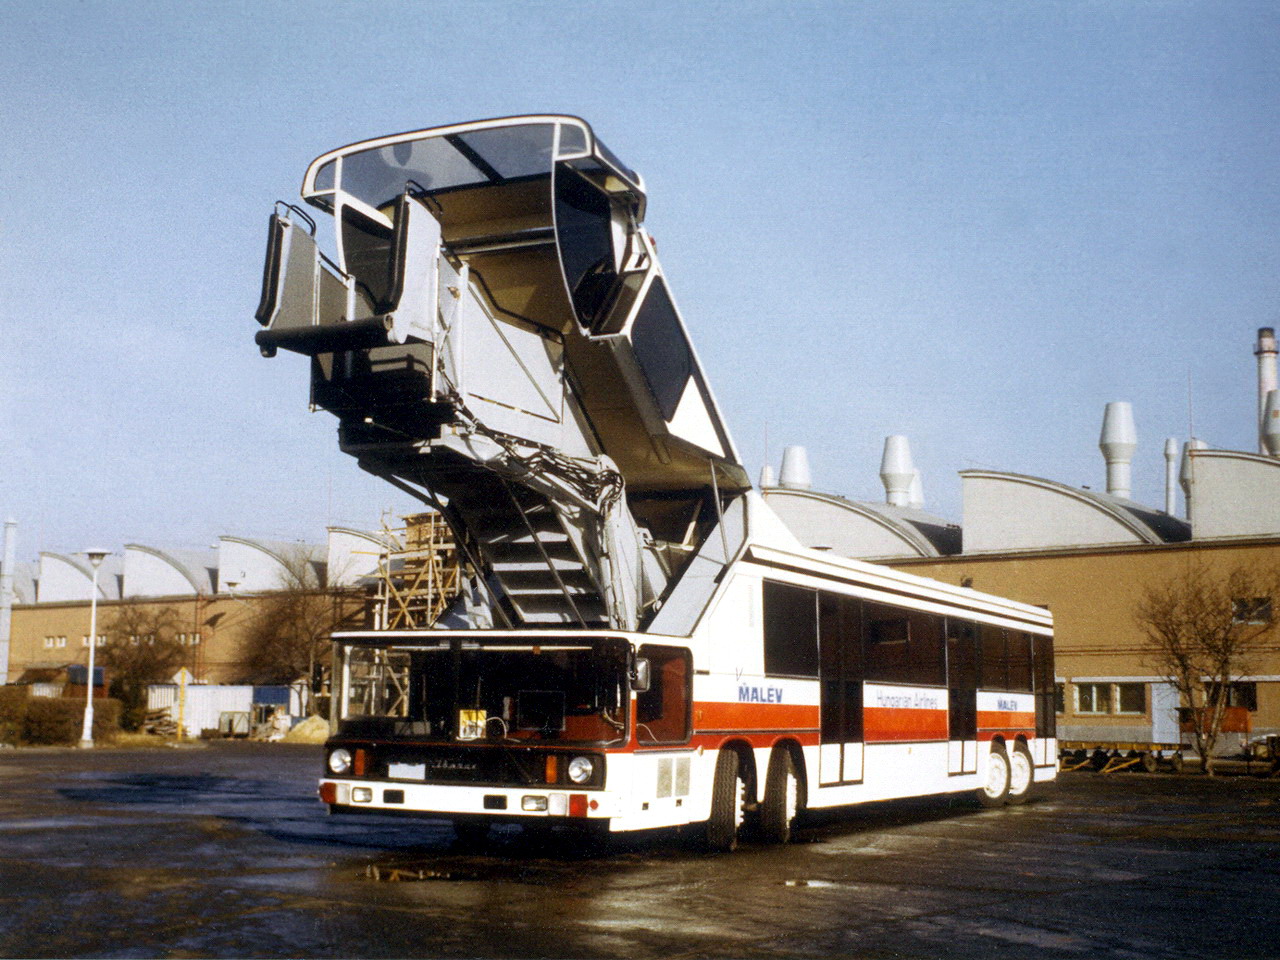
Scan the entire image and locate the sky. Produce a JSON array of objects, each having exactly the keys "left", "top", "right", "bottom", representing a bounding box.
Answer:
[{"left": 2, "top": 0, "right": 1278, "bottom": 561}]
